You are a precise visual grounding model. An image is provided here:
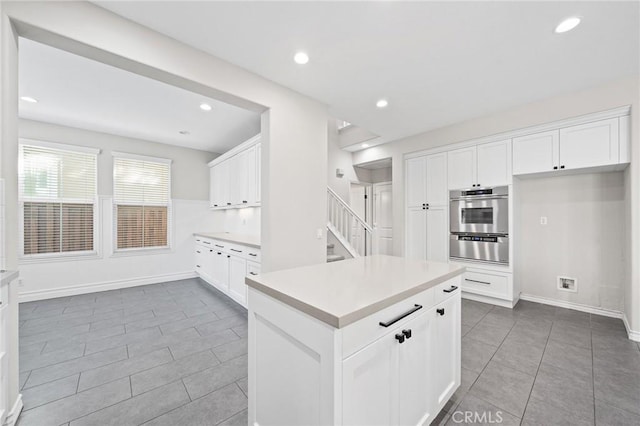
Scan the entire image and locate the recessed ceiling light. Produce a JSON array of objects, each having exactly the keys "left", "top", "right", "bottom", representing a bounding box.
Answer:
[
  {"left": 555, "top": 16, "right": 582, "bottom": 33},
  {"left": 376, "top": 99, "right": 389, "bottom": 108},
  {"left": 361, "top": 143, "right": 370, "bottom": 148},
  {"left": 199, "top": 103, "right": 212, "bottom": 111},
  {"left": 20, "top": 96, "right": 38, "bottom": 103},
  {"left": 293, "top": 51, "right": 309, "bottom": 65},
  {"left": 179, "top": 130, "right": 190, "bottom": 135}
]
